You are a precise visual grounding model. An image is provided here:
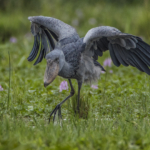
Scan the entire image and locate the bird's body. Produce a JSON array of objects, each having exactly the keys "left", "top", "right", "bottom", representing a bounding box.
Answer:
[
  {"left": 27, "top": 16, "right": 150, "bottom": 122},
  {"left": 58, "top": 37, "right": 84, "bottom": 80},
  {"left": 56, "top": 36, "right": 102, "bottom": 83}
]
